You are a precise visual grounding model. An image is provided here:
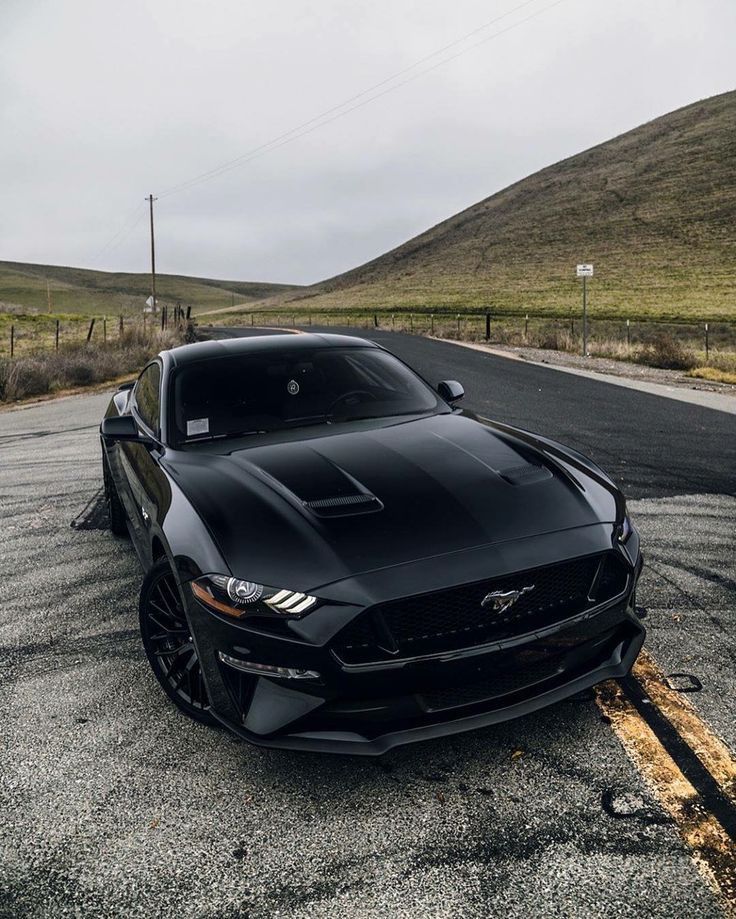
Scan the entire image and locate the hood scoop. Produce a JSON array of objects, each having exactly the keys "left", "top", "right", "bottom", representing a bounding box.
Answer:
[{"left": 244, "top": 444, "right": 384, "bottom": 519}]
